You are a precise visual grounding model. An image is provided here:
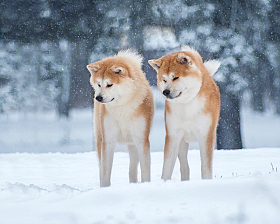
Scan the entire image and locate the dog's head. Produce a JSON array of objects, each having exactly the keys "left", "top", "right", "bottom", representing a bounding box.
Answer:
[
  {"left": 149, "top": 46, "right": 220, "bottom": 103},
  {"left": 87, "top": 57, "right": 136, "bottom": 106}
]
